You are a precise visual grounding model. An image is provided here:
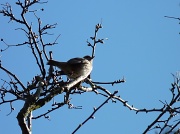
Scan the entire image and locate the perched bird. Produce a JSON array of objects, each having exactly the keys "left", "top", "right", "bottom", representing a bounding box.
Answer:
[{"left": 47, "top": 55, "right": 93, "bottom": 79}]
